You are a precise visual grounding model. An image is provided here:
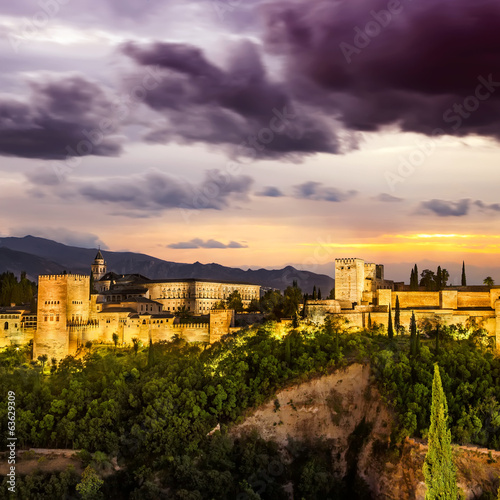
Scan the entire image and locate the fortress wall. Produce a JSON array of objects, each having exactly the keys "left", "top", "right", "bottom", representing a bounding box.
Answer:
[
  {"left": 441, "top": 290, "right": 458, "bottom": 309},
  {"left": 210, "top": 309, "right": 235, "bottom": 343},
  {"left": 457, "top": 292, "right": 491, "bottom": 308},
  {"left": 392, "top": 291, "right": 440, "bottom": 309},
  {"left": 66, "top": 275, "right": 90, "bottom": 322},
  {"left": 338, "top": 309, "right": 496, "bottom": 336}
]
